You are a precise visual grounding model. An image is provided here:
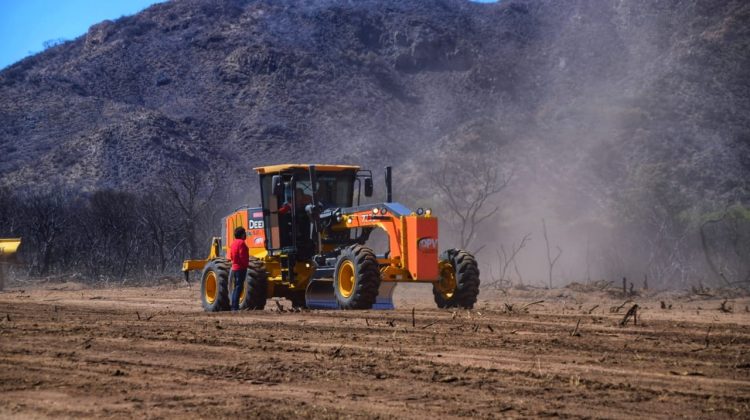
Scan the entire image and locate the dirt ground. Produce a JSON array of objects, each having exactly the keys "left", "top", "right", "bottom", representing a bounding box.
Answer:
[{"left": 1, "top": 282, "right": 749, "bottom": 419}]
